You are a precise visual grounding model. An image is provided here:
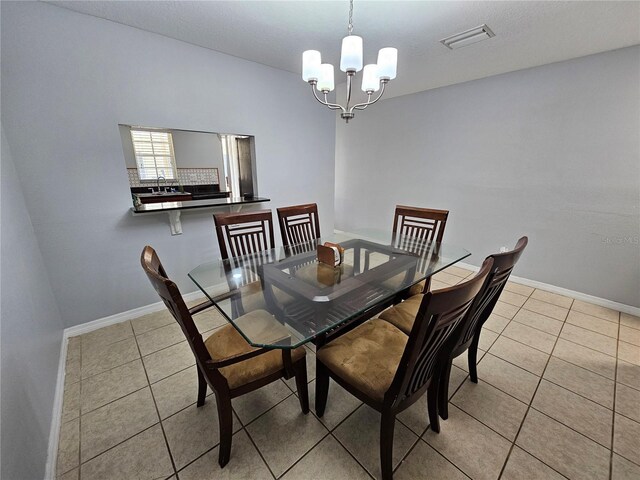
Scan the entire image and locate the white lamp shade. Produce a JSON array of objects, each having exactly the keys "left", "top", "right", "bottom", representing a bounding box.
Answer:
[
  {"left": 317, "top": 64, "right": 335, "bottom": 92},
  {"left": 302, "top": 50, "right": 321, "bottom": 82},
  {"left": 340, "top": 35, "right": 363, "bottom": 72},
  {"left": 361, "top": 64, "right": 380, "bottom": 92},
  {"left": 377, "top": 47, "right": 397, "bottom": 80}
]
